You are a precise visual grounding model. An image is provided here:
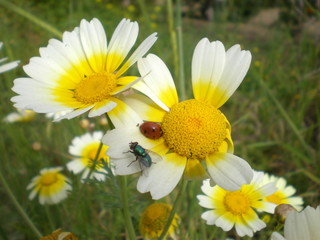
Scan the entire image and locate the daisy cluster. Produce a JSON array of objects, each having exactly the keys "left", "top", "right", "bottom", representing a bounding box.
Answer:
[{"left": 6, "top": 16, "right": 313, "bottom": 239}]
